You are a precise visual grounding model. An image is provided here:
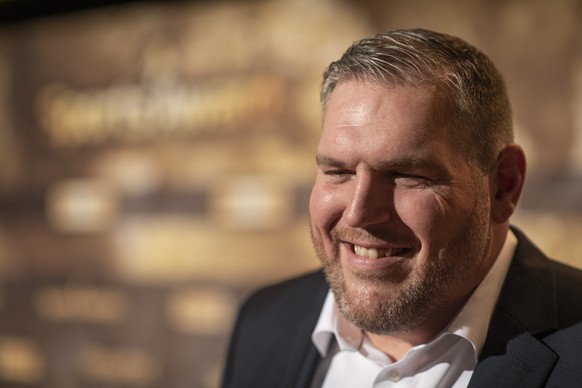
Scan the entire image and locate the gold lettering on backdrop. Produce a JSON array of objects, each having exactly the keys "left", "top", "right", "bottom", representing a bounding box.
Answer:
[
  {"left": 34, "top": 286, "right": 128, "bottom": 324},
  {"left": 36, "top": 76, "right": 286, "bottom": 147}
]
